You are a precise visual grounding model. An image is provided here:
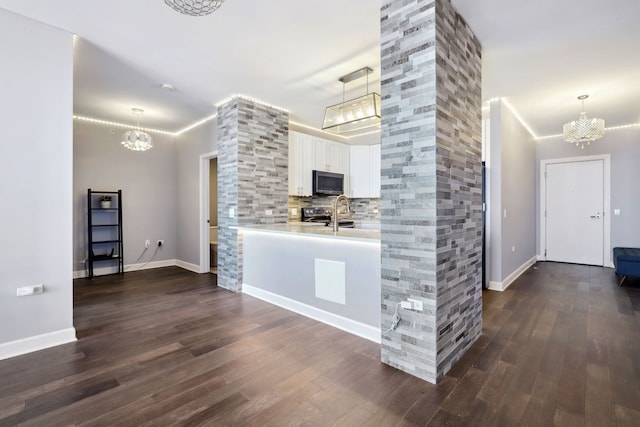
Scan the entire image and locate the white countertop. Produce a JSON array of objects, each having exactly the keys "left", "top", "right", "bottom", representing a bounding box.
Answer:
[{"left": 236, "top": 222, "right": 380, "bottom": 242}]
